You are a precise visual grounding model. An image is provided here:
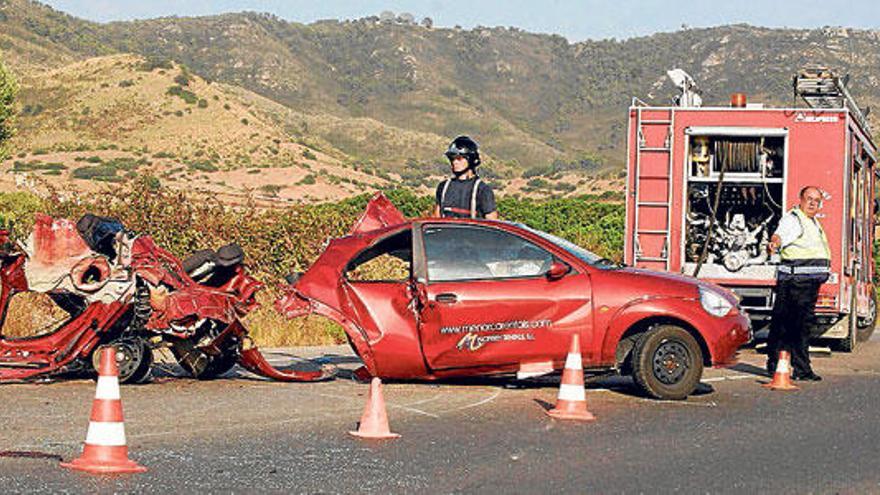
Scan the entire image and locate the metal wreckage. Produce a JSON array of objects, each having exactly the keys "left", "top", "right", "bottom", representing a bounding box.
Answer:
[
  {"left": 0, "top": 214, "right": 335, "bottom": 383},
  {"left": 277, "top": 194, "right": 749, "bottom": 400}
]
